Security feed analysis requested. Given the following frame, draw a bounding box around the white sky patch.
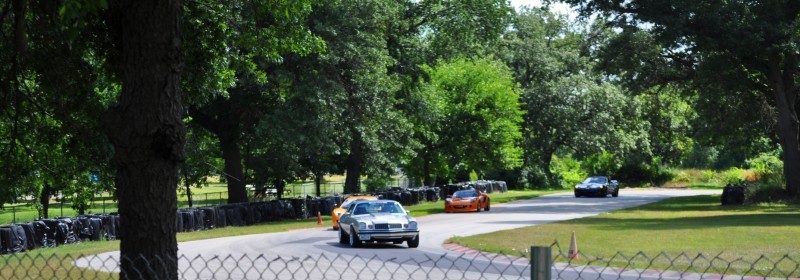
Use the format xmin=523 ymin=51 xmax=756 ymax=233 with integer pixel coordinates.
xmin=510 ymin=0 xmax=576 ymax=19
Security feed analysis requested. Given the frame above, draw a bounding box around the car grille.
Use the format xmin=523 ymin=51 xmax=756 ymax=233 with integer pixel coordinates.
xmin=374 ymin=223 xmax=402 ymax=230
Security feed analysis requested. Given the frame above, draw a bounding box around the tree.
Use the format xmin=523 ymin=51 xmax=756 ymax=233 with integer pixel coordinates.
xmin=412 ymin=58 xmax=524 ymax=185
xmin=106 ymin=0 xmax=184 ymax=278
xmin=0 ymin=0 xmax=113 ymax=215
xmin=561 ymin=0 xmax=800 ymax=196
xmin=305 ymin=0 xmax=416 ymax=194
xmin=497 ymin=8 xmax=648 ymax=187
xmin=180 ymin=120 xmax=221 ymax=207
xmin=184 ymin=0 xmax=324 ymax=203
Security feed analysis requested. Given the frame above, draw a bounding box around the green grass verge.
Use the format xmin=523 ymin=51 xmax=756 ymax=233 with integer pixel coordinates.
xmin=1 ymin=189 xmax=553 ymax=278
xmin=448 ymin=195 xmax=800 ymax=276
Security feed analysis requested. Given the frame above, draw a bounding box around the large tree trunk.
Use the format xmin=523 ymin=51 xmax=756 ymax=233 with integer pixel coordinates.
xmin=315 ymin=172 xmax=322 ymax=197
xmin=183 ymin=169 xmax=193 ymax=208
xmin=107 ymin=1 xmax=184 ymax=279
xmin=768 ymin=52 xmax=800 ymax=197
xmin=344 ymin=130 xmax=364 ymax=194
xmin=188 ymin=105 xmax=248 ymax=204
xmin=39 ymin=183 xmax=50 ymax=219
xmin=221 ymin=136 xmax=248 ymax=203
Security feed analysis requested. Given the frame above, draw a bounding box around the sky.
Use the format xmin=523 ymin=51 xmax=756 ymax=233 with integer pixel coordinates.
xmin=510 ymin=0 xmax=575 ymax=18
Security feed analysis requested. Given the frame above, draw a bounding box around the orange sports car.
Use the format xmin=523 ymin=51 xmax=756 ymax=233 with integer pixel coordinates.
xmin=331 ymin=195 xmax=378 ymax=230
xmin=444 ymin=189 xmax=490 ymax=213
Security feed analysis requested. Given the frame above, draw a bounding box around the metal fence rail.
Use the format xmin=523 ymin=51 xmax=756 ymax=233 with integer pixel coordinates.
xmin=2 ymin=242 xmax=798 ymax=279
xmin=3 ymin=251 xmax=531 ymax=280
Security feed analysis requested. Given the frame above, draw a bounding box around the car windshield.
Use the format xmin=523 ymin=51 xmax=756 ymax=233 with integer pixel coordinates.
xmin=352 ymin=201 xmax=404 ymax=215
xmin=453 ymin=190 xmax=477 ymax=198
xmin=583 ymin=177 xmax=607 ymax=184
xmin=340 ymin=197 xmax=375 ymax=209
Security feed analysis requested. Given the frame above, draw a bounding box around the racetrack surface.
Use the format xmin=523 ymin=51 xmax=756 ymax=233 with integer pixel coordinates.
xmin=75 ymin=189 xmax=719 ymax=279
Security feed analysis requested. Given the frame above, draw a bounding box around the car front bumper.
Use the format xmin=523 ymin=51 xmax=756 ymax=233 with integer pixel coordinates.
xmin=444 ymin=202 xmax=479 ymax=212
xmin=575 ymin=188 xmax=605 ymax=196
xmin=356 ymin=230 xmax=419 ymax=241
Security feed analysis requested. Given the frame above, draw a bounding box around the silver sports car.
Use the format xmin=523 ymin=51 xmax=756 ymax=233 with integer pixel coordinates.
xmin=337 ymin=200 xmax=420 ymax=248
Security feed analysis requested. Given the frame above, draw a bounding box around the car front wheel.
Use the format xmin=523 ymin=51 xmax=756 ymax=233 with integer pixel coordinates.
xmin=349 ymin=226 xmax=362 ymax=248
xmin=338 ymin=227 xmax=348 ymax=244
xmin=476 ymin=202 xmax=482 ymax=212
xmin=485 ymin=199 xmax=490 ymax=211
xmin=612 ymin=188 xmax=619 ymax=197
xmin=407 ymin=234 xmax=420 ymax=248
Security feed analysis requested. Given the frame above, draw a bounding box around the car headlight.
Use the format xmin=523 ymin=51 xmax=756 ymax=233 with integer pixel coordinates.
xmin=336 ymin=212 xmax=342 ymax=216
xmin=575 ymin=185 xmax=580 ymax=189
xmin=445 ymin=198 xmax=451 ymax=203
xmin=470 ymin=198 xmax=476 ymax=203
xmin=358 ymin=222 xmax=367 ymax=230
xmin=599 ymin=185 xmax=604 ymax=189
xmin=407 ymin=221 xmax=417 ymax=229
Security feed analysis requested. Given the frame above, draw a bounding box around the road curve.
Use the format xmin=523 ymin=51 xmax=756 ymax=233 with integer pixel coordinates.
xmin=75 ymin=189 xmax=718 ymax=278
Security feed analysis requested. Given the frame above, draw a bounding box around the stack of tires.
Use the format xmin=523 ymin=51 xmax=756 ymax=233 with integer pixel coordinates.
xmin=721 ymin=184 xmax=745 ymax=205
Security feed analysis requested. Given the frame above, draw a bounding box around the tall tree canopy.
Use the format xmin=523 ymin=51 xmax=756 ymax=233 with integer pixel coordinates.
xmin=560 ymin=0 xmax=800 ymax=195
xmin=408 ymin=58 xmax=524 ymax=185
xmin=184 ymin=0 xmax=324 ymax=203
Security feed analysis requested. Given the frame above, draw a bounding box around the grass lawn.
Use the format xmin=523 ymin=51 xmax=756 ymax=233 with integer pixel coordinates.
xmin=1 ymin=189 xmax=554 ymax=278
xmin=449 ymin=195 xmax=800 ymax=276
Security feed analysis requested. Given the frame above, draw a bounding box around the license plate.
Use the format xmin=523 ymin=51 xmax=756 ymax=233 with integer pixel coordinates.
xmin=359 ymin=234 xmax=371 ymax=240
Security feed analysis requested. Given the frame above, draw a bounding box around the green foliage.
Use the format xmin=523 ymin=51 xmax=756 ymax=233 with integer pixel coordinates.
xmin=561 ymin=0 xmax=800 ymax=195
xmin=719 ymin=168 xmax=747 ymax=185
xmin=582 ymin=151 xmax=621 ymax=177
xmin=746 ymin=151 xmax=785 ymax=187
xmin=364 ymin=177 xmax=391 ymax=193
xmin=747 ymin=152 xmax=783 ymax=177
xmin=416 ymin=57 xmax=524 ymax=183
xmin=550 ymin=154 xmax=586 ymax=188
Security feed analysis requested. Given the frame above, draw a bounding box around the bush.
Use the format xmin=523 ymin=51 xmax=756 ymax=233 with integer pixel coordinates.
xmin=582 ymin=151 xmax=621 ymax=178
xmin=746 ymin=152 xmax=784 ymax=186
xmin=614 ymin=161 xmax=672 ymax=187
xmin=744 ymin=183 xmax=793 ymax=204
xmin=364 ymin=177 xmax=391 ymax=193
xmin=551 ymin=154 xmax=586 ymax=189
xmin=719 ymin=168 xmax=748 ymax=185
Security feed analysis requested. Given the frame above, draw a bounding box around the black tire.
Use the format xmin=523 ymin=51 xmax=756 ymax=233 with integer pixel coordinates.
xmin=348 ymin=226 xmax=362 ymax=248
xmin=485 ymin=199 xmax=490 ymax=211
xmin=612 ymin=188 xmax=619 ymax=197
xmin=476 ymin=202 xmax=482 ymax=212
xmin=338 ymin=227 xmax=348 ymax=244
xmin=407 ymin=234 xmax=420 ymax=248
xmin=574 ymin=192 xmax=580 ymax=198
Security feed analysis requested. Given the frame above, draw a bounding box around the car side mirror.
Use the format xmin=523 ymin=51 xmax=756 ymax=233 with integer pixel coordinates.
xmin=406 ymin=210 xmax=410 ymax=215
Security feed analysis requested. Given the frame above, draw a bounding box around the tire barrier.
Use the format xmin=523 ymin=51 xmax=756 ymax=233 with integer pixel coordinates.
xmin=1 ymin=183 xmax=508 ymax=255
xmin=721 ymin=183 xmax=745 ymax=205
xmin=438 ymin=181 xmax=508 ymax=199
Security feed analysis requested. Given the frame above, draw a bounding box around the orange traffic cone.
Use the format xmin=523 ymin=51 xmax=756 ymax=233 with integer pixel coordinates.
xmin=568 ymin=231 xmax=579 ymax=260
xmin=317 ymin=211 xmax=323 ymax=225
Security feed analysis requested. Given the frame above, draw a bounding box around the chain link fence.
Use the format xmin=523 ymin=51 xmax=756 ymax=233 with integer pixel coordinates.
xmin=540 ymin=240 xmax=800 ymax=280
xmin=1 ymin=241 xmax=798 ymax=279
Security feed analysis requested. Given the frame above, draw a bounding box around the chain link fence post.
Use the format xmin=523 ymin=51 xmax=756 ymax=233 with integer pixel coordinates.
xmin=531 ymin=246 xmax=552 ymax=280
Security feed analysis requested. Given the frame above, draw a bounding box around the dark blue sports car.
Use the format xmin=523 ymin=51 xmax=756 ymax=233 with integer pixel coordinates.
xmin=574 ymin=176 xmax=619 ymax=197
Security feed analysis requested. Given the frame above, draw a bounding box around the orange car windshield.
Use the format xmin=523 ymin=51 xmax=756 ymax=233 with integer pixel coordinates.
xmin=453 ymin=190 xmax=477 ymax=198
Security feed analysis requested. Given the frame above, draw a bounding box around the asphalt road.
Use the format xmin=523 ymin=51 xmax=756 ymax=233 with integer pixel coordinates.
xmin=75 ymin=189 xmax=719 ymax=279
